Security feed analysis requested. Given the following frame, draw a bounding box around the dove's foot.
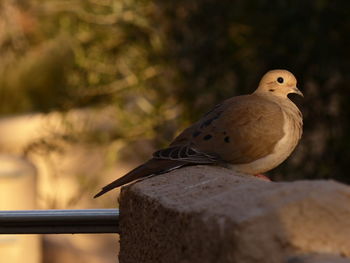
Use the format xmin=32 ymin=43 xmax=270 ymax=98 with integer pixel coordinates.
xmin=253 ymin=174 xmax=271 ymax=181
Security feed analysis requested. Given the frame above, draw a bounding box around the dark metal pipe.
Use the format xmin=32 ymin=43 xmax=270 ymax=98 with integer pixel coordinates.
xmin=0 ymin=209 xmax=119 ymax=234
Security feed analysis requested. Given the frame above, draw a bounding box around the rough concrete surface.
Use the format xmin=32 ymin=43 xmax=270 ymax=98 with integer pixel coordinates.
xmin=119 ymin=165 xmax=350 ymax=263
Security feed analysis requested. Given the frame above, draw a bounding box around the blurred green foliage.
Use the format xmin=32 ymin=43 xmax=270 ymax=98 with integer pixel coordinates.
xmin=0 ymin=0 xmax=349 ymax=183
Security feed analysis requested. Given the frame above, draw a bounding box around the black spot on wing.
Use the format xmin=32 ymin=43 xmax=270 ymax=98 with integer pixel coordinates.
xmin=199 ymin=111 xmax=223 ymax=129
xmin=224 ymin=136 xmax=230 ymax=143
xmin=203 ymin=134 xmax=212 ymax=140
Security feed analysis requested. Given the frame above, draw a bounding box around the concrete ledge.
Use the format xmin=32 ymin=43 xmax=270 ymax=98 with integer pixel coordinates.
xmin=119 ymin=165 xmax=350 ymax=263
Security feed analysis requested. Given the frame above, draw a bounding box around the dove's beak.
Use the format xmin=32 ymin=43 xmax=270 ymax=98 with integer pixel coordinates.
xmin=292 ymin=87 xmax=304 ymax=97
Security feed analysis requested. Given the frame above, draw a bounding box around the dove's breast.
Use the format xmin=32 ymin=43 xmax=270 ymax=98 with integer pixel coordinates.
xmin=229 ymin=100 xmax=302 ymax=174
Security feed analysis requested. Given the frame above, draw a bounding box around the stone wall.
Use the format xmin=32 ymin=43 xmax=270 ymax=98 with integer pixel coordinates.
xmin=119 ymin=165 xmax=350 ymax=263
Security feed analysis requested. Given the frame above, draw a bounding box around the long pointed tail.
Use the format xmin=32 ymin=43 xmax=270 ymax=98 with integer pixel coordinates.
xmin=94 ymin=159 xmax=187 ymax=198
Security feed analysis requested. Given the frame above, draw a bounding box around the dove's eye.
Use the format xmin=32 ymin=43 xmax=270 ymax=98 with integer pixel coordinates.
xmin=277 ymin=77 xmax=284 ymax=84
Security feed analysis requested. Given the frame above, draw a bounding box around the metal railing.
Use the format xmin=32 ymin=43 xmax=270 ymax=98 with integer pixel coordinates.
xmin=0 ymin=209 xmax=119 ymax=234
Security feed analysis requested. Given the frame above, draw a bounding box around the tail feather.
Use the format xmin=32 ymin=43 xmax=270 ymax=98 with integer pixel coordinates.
xmin=94 ymin=159 xmax=187 ymax=198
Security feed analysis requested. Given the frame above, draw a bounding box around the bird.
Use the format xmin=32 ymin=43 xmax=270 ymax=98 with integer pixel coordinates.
xmin=94 ymin=69 xmax=303 ymax=198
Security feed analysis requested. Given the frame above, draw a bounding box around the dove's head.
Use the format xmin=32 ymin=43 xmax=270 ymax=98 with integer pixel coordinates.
xmin=255 ymin=69 xmax=303 ymax=98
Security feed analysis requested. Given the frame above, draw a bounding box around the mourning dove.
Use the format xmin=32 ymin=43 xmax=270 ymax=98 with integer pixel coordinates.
xmin=94 ymin=69 xmax=303 ymax=198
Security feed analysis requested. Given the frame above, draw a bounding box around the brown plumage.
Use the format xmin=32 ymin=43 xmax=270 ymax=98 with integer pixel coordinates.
xmin=94 ymin=69 xmax=303 ymax=198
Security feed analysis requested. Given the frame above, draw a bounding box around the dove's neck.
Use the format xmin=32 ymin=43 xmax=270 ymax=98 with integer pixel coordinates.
xmin=253 ymin=92 xmax=298 ymax=111
xmin=253 ymin=92 xmax=303 ymax=134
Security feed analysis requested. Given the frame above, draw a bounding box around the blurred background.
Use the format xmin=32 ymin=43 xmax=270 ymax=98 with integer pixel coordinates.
xmin=0 ymin=0 xmax=349 ymax=262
